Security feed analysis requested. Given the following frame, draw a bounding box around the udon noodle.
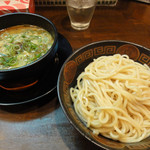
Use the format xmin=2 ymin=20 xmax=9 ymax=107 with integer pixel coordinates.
xmin=70 ymin=54 xmax=150 ymax=143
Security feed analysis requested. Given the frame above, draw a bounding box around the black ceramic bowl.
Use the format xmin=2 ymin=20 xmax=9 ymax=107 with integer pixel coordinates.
xmin=0 ymin=12 xmax=58 ymax=90
xmin=57 ymin=40 xmax=150 ymax=150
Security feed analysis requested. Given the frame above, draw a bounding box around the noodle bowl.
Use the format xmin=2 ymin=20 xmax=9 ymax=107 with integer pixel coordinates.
xmin=70 ymin=54 xmax=150 ymax=143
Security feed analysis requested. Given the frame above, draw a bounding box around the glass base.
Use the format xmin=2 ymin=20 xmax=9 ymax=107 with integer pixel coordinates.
xmin=71 ymin=23 xmax=90 ymax=30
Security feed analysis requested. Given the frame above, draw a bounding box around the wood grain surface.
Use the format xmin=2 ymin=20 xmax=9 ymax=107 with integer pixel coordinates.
xmin=0 ymin=0 xmax=150 ymax=150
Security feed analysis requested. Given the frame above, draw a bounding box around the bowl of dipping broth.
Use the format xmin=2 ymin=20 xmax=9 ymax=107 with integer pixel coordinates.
xmin=0 ymin=12 xmax=58 ymax=91
xmin=57 ymin=40 xmax=150 ymax=150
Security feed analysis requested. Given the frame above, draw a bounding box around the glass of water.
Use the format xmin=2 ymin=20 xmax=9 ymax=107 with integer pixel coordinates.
xmin=66 ymin=0 xmax=97 ymax=30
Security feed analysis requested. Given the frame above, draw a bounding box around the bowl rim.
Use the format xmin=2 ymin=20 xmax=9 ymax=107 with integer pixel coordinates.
xmin=0 ymin=12 xmax=58 ymax=72
xmin=60 ymin=40 xmax=150 ymax=66
xmin=57 ymin=40 xmax=150 ymax=150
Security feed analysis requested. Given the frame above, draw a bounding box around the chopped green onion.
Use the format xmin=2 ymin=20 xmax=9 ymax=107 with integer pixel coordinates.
xmin=0 ymin=25 xmax=54 ymax=69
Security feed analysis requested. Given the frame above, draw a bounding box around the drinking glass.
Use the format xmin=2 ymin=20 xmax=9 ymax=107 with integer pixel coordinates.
xmin=66 ymin=0 xmax=97 ymax=30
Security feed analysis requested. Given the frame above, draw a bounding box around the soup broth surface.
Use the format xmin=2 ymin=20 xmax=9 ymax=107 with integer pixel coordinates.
xmin=0 ymin=25 xmax=54 ymax=69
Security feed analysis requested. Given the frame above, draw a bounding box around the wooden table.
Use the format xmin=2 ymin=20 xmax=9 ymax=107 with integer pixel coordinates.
xmin=0 ymin=0 xmax=150 ymax=150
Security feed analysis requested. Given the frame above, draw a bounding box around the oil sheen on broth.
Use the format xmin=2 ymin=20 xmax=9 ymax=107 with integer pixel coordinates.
xmin=0 ymin=25 xmax=54 ymax=69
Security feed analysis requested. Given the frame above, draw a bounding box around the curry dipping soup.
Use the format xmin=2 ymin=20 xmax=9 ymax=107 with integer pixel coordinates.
xmin=0 ymin=25 xmax=54 ymax=70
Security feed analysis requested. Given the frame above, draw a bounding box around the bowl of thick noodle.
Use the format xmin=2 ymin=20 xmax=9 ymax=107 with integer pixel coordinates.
xmin=57 ymin=40 xmax=150 ymax=150
xmin=0 ymin=12 xmax=58 ymax=91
